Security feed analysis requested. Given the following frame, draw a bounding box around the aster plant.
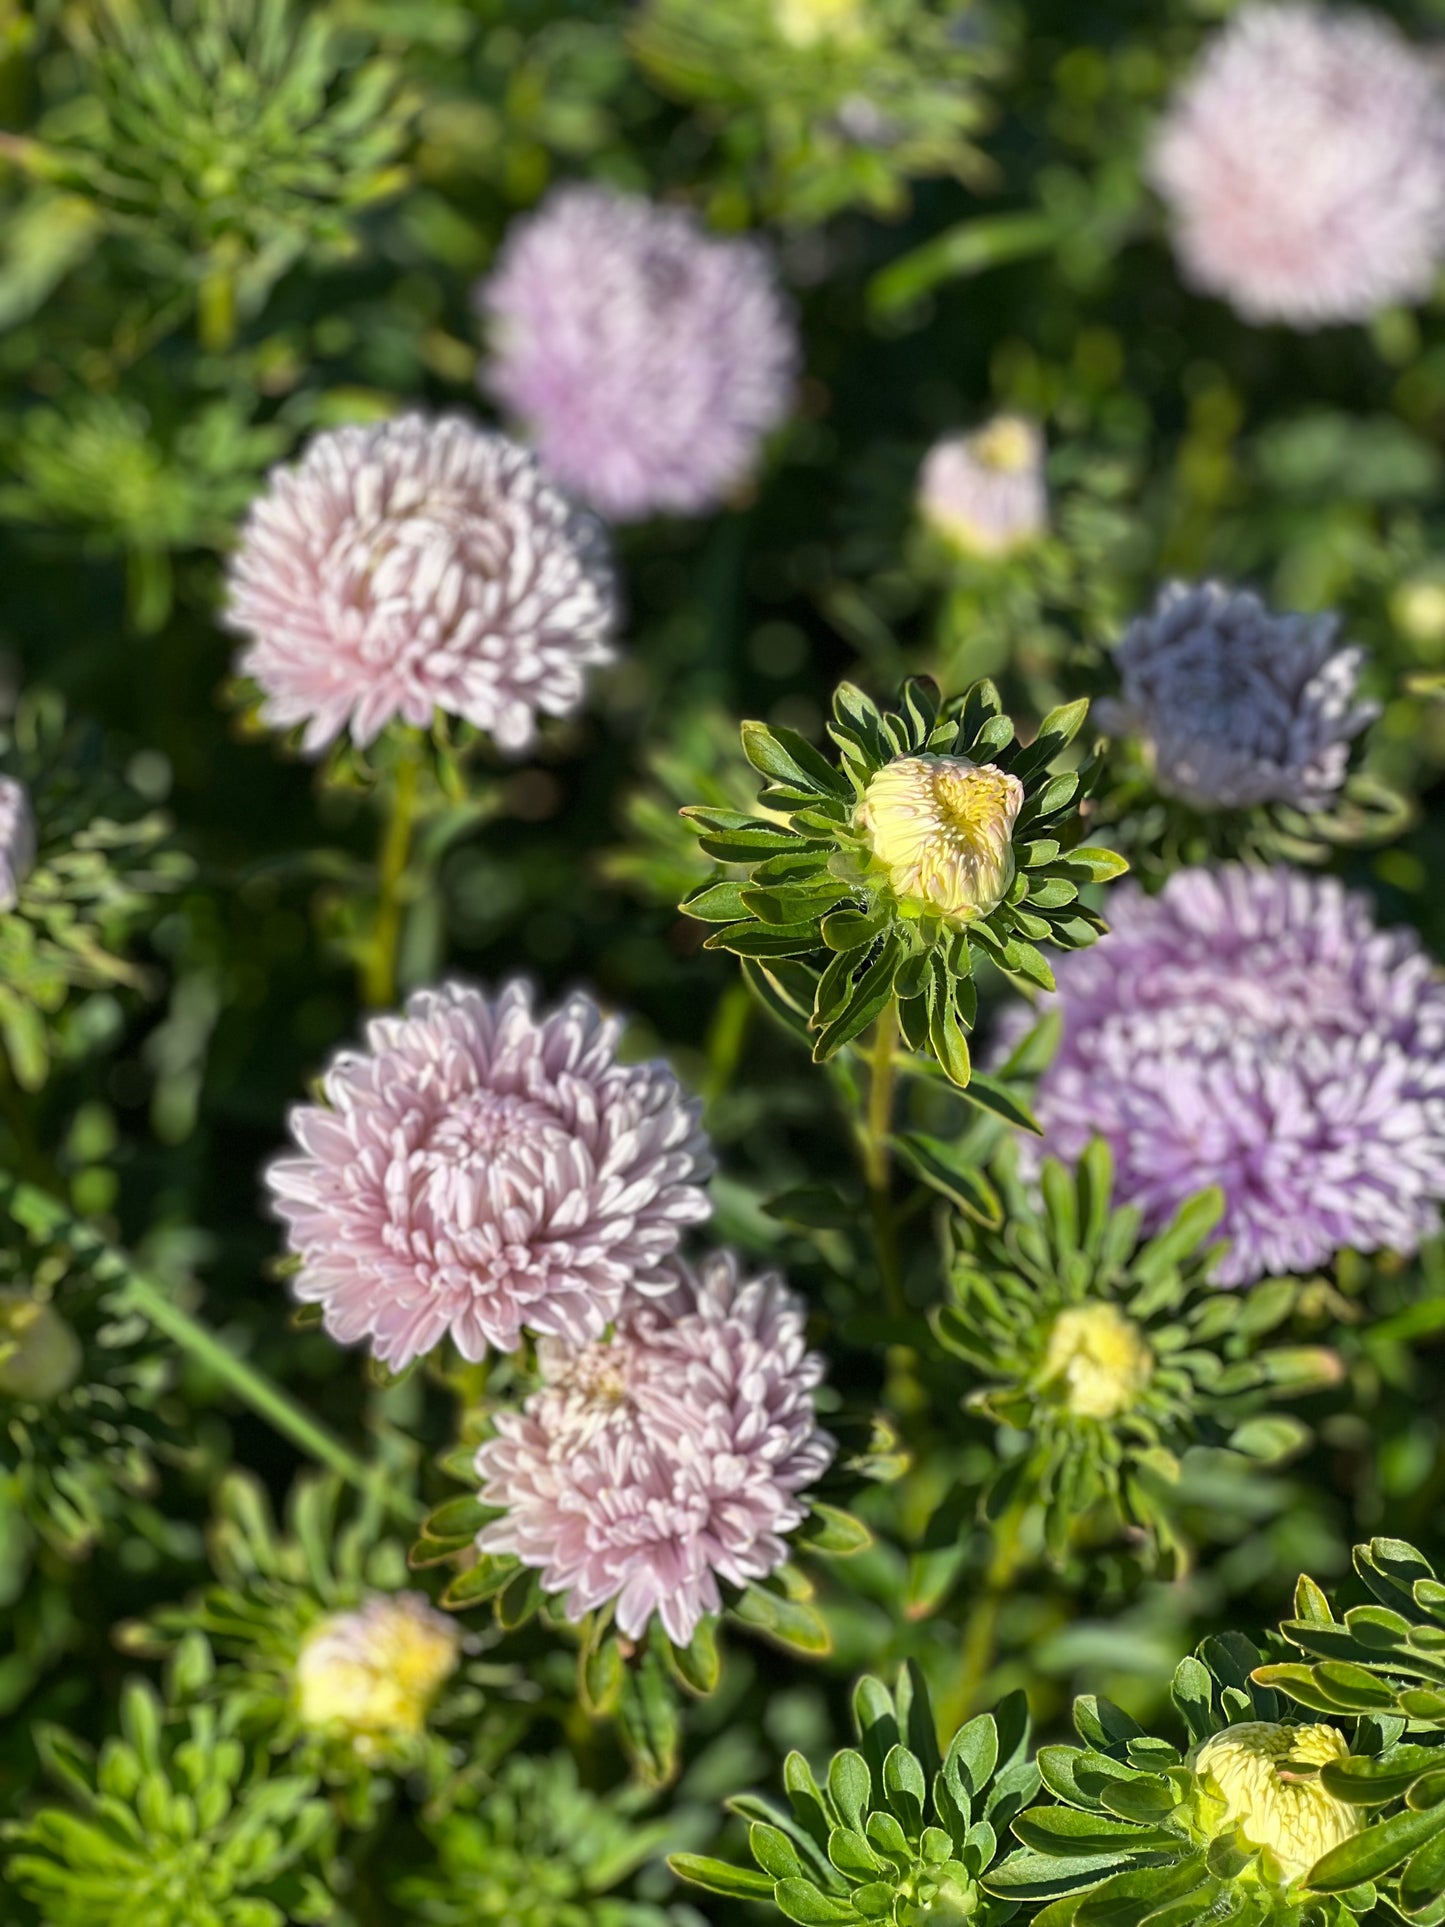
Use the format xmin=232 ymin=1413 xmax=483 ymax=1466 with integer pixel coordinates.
xmin=1149 ymin=2 xmax=1445 ymax=329
xmin=674 ymin=1661 xmax=1037 ymax=1923
xmin=2 ymin=1637 xmax=335 ymax=1927
xmin=1095 ymin=583 xmax=1404 ymax=869
xmin=932 ymin=1141 xmax=1344 ymax=1571
xmin=630 ymin=0 xmax=1005 ymax=223
xmin=1008 ymin=865 xmax=1445 ymax=1288
xmin=477 ymin=184 xmax=797 ymax=522
xmin=682 ymin=676 xmax=1124 ymax=1092
xmin=989 ymin=1630 xmax=1437 ymax=1927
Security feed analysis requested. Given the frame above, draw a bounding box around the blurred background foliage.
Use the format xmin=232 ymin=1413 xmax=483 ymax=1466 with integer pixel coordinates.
xmin=4 ymin=0 xmax=1445 ymax=1921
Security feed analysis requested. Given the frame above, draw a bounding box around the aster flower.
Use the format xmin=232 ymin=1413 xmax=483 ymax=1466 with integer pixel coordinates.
xmin=932 ymin=1141 xmax=1341 ymax=1570
xmin=682 ymin=676 xmax=1124 ymax=1090
xmin=675 ymin=1664 xmax=1035 ymax=1925
xmin=477 ymin=184 xmax=797 ymax=522
xmin=0 ymin=776 xmax=36 ymax=914
xmin=992 ymin=1637 xmax=1393 ymax=1926
xmin=1011 ymin=866 xmax=1445 ymax=1287
xmin=1149 ymin=3 xmax=1445 ymax=327
xmin=1097 ymin=582 xmax=1378 ymax=815
xmin=225 ymin=414 xmax=618 ymax=754
xmin=294 ymin=1593 xmax=459 ymax=1753
xmin=917 ymin=416 xmax=1048 ymax=561
xmin=472 ymin=1250 xmax=835 ymax=1650
xmin=266 ymin=981 xmax=712 ymax=1370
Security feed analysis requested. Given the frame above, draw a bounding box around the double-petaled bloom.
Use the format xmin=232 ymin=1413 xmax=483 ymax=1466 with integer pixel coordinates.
xmin=474 ymin=1252 xmax=835 ymax=1647
xmin=858 ymin=754 xmax=1024 ymax=925
xmin=265 ymin=981 xmax=713 ymax=1369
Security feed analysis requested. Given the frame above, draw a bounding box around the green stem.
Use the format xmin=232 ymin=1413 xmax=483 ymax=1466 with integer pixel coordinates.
xmin=0 ymin=1178 xmax=419 ymax=1524
xmin=363 ymin=742 xmax=421 ymax=1010
xmin=950 ymin=1502 xmax=1027 ymax=1726
xmin=197 ymin=266 xmax=236 ymax=354
xmin=861 ymin=998 xmax=904 ymax=1316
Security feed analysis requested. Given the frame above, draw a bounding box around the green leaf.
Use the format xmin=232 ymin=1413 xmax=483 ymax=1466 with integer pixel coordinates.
xmin=741 ymin=720 xmax=851 ymax=798
xmin=440 ymin=1554 xmax=518 ymax=1609
xmin=1013 ymin=1808 xmax=1175 ymax=1857
xmin=959 ymin=1072 xmax=1044 ymax=1136
xmin=812 ymin=944 xmax=900 ymax=1060
xmin=670 ymin=1854 xmax=776 ymax=1900
xmin=1308 ymin=1802 xmax=1445 ymax=1889
xmin=705 ymin=919 xmax=821 ymax=958
xmin=896 ymin=1133 xmax=1003 ymax=1227
xmin=680 ymin=879 xmax=754 ymax=922
xmin=799 ymin=1503 xmax=873 ymax=1556
xmin=773 ymin=1879 xmax=858 ymax=1924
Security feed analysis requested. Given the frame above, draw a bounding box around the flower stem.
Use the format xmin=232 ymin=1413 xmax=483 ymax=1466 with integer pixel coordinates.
xmin=949 ymin=1502 xmax=1027 ymax=1726
xmin=362 ymin=740 xmax=422 ymax=1010
xmin=0 ymin=1178 xmax=419 ymax=1524
xmin=861 ymin=998 xmax=904 ymax=1315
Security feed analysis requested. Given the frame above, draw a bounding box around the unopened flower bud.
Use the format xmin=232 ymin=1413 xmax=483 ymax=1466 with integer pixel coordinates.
xmin=918 ymin=417 xmax=1047 ymax=560
xmin=295 ymin=1592 xmax=460 ymax=1751
xmin=0 ymin=777 xmax=36 ymax=915
xmin=1041 ymin=1303 xmax=1153 ymax=1420
xmin=1194 ymin=1721 xmax=1360 ymax=1883
xmin=0 ymin=1291 xmax=83 ymax=1402
xmin=774 ymin=0 xmax=866 ymax=48
xmin=858 ymin=754 xmax=1023 ymax=924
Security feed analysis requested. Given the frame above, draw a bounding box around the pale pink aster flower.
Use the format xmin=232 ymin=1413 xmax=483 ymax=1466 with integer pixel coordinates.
xmin=477 ymin=184 xmax=797 ymax=521
xmin=225 ymin=414 xmax=617 ymax=754
xmin=265 ymin=981 xmax=713 ymax=1369
xmin=475 ymin=1251 xmax=835 ymax=1647
xmin=0 ymin=776 xmax=36 ymax=913
xmin=917 ymin=416 xmax=1047 ymax=559
xmin=1150 ymin=4 xmax=1445 ymax=327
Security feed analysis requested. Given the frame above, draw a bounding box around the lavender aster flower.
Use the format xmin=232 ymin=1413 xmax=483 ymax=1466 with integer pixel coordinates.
xmin=1097 ymin=582 xmax=1378 ymax=812
xmin=1011 ymin=866 xmax=1445 ymax=1285
xmin=477 ymin=184 xmax=797 ymax=521
xmin=226 ymin=414 xmax=617 ymax=754
xmin=0 ymin=775 xmax=36 ymax=913
xmin=1149 ymin=3 xmax=1445 ymax=327
xmin=917 ymin=416 xmax=1047 ymax=559
xmin=474 ymin=1251 xmax=835 ymax=1647
xmin=265 ymin=982 xmax=713 ymax=1369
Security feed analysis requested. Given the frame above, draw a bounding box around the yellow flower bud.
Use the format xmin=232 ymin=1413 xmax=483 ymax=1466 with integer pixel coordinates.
xmin=918 ymin=416 xmax=1048 ymax=560
xmin=295 ymin=1592 xmax=460 ymax=1752
xmin=1194 ymin=1722 xmax=1361 ymax=1884
xmin=0 ymin=1290 xmax=83 ymax=1403
xmin=858 ymin=754 xmax=1023 ymax=925
xmin=1040 ymin=1303 xmax=1153 ymax=1419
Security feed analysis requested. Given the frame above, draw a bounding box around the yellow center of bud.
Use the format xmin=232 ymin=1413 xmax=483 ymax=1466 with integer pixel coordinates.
xmin=773 ymin=0 xmax=867 ymax=47
xmin=1194 ymin=1722 xmax=1360 ymax=1885
xmin=858 ymin=755 xmax=1023 ymax=925
xmin=1041 ymin=1303 xmax=1153 ymax=1419
xmin=971 ymin=416 xmax=1040 ymax=474
xmin=295 ymin=1592 xmax=460 ymax=1752
xmin=0 ymin=1291 xmax=83 ymax=1403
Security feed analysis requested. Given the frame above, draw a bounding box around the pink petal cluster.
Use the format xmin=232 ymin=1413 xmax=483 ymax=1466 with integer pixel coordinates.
xmin=474 ymin=1251 xmax=835 ymax=1646
xmin=226 ymin=414 xmax=617 ymax=754
xmin=477 ymin=184 xmax=797 ymax=521
xmin=1006 ymin=866 xmax=1445 ymax=1286
xmin=266 ymin=982 xmax=713 ymax=1369
xmin=1149 ymin=4 xmax=1445 ymax=327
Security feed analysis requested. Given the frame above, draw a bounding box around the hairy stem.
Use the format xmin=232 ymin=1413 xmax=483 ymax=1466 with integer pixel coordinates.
xmin=363 ymin=742 xmax=422 ymax=1010
xmin=861 ymin=998 xmax=904 ymax=1315
xmin=0 ymin=1178 xmax=419 ymax=1524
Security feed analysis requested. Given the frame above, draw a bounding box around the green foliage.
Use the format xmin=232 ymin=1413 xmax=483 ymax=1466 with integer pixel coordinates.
xmin=394 ymin=1751 xmax=686 ymax=1926
xmin=675 ymin=1661 xmax=1036 ymax=1923
xmin=682 ymin=675 xmax=1123 ymax=1090
xmin=3 ymin=1639 xmax=335 ymax=1926
xmin=932 ymin=1140 xmax=1344 ymax=1569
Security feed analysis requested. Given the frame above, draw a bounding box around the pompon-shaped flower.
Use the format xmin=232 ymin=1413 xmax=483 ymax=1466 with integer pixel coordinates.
xmin=295 ymin=1593 xmax=459 ymax=1752
xmin=473 ymin=1250 xmax=834 ymax=1649
xmin=0 ymin=776 xmax=36 ymax=914
xmin=992 ymin=1634 xmax=1390 ymax=1925
xmin=225 ymin=413 xmax=618 ymax=754
xmin=1098 ymin=582 xmax=1378 ymax=814
xmin=675 ymin=1664 xmax=1033 ymax=1924
xmin=1007 ymin=866 xmax=1445 ymax=1287
xmin=932 ymin=1141 xmax=1342 ymax=1571
xmin=1149 ymin=3 xmax=1445 ymax=327
xmin=917 ymin=416 xmax=1048 ymax=560
xmin=265 ymin=981 xmax=713 ymax=1370
xmin=681 ymin=676 xmax=1126 ymax=1091
xmin=477 ymin=184 xmax=797 ymax=522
